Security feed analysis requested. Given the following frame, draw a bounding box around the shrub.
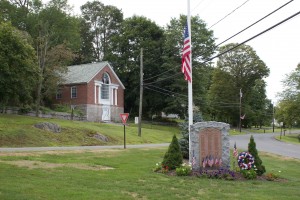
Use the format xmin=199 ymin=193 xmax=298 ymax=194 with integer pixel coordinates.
xmin=153 ymin=162 xmax=162 ymax=172
xmin=265 ymin=173 xmax=279 ymax=181
xmin=179 ymin=112 xmax=203 ymax=159
xmin=241 ymin=168 xmax=257 ymax=180
xmin=198 ymin=168 xmax=235 ymax=180
xmin=248 ymin=135 xmax=266 ymax=176
xmin=176 ymin=163 xmax=192 ymax=176
xmin=18 ymin=105 xmax=32 ymax=114
xmin=162 ymin=135 xmax=183 ymax=170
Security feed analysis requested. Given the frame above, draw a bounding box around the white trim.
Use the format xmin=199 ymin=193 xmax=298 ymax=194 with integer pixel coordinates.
xmin=71 ymin=86 xmax=77 ymax=98
xmin=114 ymin=89 xmax=118 ymax=105
xmin=94 ymin=85 xmax=97 ymax=104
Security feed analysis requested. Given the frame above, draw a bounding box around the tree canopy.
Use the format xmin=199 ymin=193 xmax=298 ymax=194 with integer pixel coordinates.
xmin=208 ymin=44 xmax=270 ymax=127
xmin=0 ymin=22 xmax=39 ymax=111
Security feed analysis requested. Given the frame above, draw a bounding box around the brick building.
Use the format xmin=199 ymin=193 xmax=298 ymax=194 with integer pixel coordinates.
xmin=54 ymin=62 xmax=125 ymax=122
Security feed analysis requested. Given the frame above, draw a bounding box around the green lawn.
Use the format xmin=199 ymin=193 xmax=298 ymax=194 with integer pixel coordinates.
xmin=275 ymin=134 xmax=300 ymax=145
xmin=0 ymin=148 xmax=299 ymax=199
xmin=0 ymin=114 xmax=179 ymax=147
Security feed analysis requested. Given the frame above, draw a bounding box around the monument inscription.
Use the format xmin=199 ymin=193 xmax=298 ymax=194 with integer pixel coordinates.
xmin=190 ymin=121 xmax=230 ymax=170
xmin=199 ymin=128 xmax=222 ymax=165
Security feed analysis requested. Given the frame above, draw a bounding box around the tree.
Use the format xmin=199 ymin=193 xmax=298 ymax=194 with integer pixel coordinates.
xmin=2 ymin=0 xmax=80 ymax=113
xmin=162 ymin=135 xmax=183 ymax=170
xmin=276 ymin=64 xmax=300 ymax=128
xmin=208 ymin=43 xmax=270 ymax=126
xmin=0 ymin=22 xmax=39 ymax=111
xmin=161 ymin=15 xmax=216 ymax=117
xmin=179 ymin=111 xmax=203 ymax=159
xmin=80 ymin=1 xmax=123 ymax=62
xmin=111 ymin=16 xmax=165 ymax=116
xmin=248 ymin=135 xmax=266 ymax=176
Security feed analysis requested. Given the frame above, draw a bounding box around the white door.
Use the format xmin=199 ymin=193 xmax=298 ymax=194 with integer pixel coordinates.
xmin=102 ymin=106 xmax=111 ymax=121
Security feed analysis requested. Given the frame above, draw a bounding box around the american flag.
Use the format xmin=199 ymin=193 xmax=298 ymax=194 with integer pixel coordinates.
xmin=208 ymin=156 xmax=214 ymax=167
xmin=181 ymin=23 xmax=191 ymax=82
xmin=233 ymin=142 xmax=238 ymax=158
xmin=215 ymin=157 xmax=219 ymax=166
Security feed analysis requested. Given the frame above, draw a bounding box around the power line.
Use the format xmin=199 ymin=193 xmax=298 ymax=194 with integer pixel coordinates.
xmin=144 ymin=10 xmax=300 ymax=86
xmin=191 ymin=0 xmax=207 ymax=13
xmin=143 ymin=64 xmax=180 ymax=81
xmin=208 ymin=0 xmax=250 ymax=29
xmin=143 ymin=70 xmax=182 ymax=86
xmin=216 ymin=0 xmax=295 ymax=47
xmin=146 ymin=85 xmax=187 ymax=97
xmin=203 ymin=10 xmax=300 ymax=64
xmin=145 ymin=0 xmax=292 ymax=83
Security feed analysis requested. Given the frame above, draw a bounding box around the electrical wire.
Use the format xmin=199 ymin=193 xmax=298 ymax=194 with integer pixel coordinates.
xmin=208 ymin=0 xmax=250 ymax=29
xmin=216 ymin=0 xmax=294 ymax=47
xmin=143 ymin=64 xmax=180 ymax=81
xmin=146 ymin=85 xmax=188 ymax=97
xmin=143 ymin=70 xmax=182 ymax=86
xmin=144 ymin=0 xmax=293 ymax=83
xmin=203 ymin=10 xmax=300 ymax=64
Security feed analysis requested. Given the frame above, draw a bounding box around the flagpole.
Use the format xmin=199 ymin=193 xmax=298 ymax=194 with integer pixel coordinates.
xmin=187 ymin=0 xmax=193 ymax=164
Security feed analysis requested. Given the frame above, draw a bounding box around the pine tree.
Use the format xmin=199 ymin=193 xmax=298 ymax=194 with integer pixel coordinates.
xmin=162 ymin=135 xmax=183 ymax=170
xmin=248 ymin=135 xmax=266 ymax=176
xmin=179 ymin=112 xmax=203 ymax=159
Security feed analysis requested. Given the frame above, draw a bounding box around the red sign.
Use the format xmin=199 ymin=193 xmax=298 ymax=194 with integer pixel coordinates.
xmin=120 ymin=113 xmax=129 ymax=125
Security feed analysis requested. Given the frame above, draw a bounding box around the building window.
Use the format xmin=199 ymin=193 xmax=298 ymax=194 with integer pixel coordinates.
xmin=101 ymin=73 xmax=110 ymax=100
xmin=71 ymin=86 xmax=77 ymax=98
xmin=56 ymin=88 xmax=62 ymax=99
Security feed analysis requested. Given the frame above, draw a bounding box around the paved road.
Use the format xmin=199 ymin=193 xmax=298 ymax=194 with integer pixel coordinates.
xmin=230 ymin=133 xmax=300 ymax=159
xmin=1 ymin=133 xmax=299 ymax=159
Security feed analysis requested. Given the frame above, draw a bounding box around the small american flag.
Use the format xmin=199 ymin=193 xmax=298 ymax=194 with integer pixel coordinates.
xmin=215 ymin=157 xmax=219 ymax=166
xmin=181 ymin=23 xmax=191 ymax=82
xmin=208 ymin=156 xmax=214 ymax=167
xmin=233 ymin=142 xmax=238 ymax=158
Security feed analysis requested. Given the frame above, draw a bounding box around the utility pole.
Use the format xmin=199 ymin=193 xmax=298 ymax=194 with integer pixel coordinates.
xmin=138 ymin=48 xmax=143 ymax=137
xmin=239 ymin=88 xmax=242 ymax=132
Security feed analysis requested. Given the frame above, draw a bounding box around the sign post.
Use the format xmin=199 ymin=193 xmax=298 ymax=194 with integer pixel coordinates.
xmin=120 ymin=113 xmax=129 ymax=149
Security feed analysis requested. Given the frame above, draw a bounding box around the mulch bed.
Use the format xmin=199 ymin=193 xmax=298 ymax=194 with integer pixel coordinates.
xmin=161 ymin=169 xmax=288 ymax=182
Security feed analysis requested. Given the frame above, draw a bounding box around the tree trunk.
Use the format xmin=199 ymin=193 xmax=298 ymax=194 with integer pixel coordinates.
xmin=35 ymin=24 xmax=48 ymax=117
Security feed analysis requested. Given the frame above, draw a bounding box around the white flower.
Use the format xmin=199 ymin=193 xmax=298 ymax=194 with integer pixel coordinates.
xmin=278 ymin=170 xmax=281 ymax=173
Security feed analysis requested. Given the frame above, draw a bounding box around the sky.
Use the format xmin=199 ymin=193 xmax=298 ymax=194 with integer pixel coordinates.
xmin=50 ymin=0 xmax=300 ymax=103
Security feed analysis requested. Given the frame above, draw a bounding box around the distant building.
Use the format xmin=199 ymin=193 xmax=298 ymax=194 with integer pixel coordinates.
xmin=54 ymin=62 xmax=125 ymax=122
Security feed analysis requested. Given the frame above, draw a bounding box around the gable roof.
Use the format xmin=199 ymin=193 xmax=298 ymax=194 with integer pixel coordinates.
xmin=64 ymin=62 xmax=125 ymax=89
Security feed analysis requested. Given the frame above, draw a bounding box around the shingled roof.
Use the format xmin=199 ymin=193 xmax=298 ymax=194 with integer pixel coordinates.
xmin=64 ymin=62 xmax=125 ymax=89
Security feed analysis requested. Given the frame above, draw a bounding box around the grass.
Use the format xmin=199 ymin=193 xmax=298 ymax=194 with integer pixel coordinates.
xmin=0 ymin=148 xmax=299 ymax=199
xmin=0 ymin=114 xmax=179 ymax=147
xmin=275 ymin=134 xmax=300 ymax=145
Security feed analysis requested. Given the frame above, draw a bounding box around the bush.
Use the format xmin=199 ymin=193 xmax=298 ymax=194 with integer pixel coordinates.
xmin=248 ymin=135 xmax=266 ymax=176
xmin=153 ymin=162 xmax=162 ymax=172
xmin=241 ymin=168 xmax=257 ymax=180
xmin=265 ymin=173 xmax=279 ymax=181
xmin=18 ymin=105 xmax=32 ymax=114
xmin=162 ymin=135 xmax=183 ymax=170
xmin=179 ymin=112 xmax=203 ymax=159
xmin=176 ymin=163 xmax=192 ymax=176
xmin=198 ymin=168 xmax=235 ymax=180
